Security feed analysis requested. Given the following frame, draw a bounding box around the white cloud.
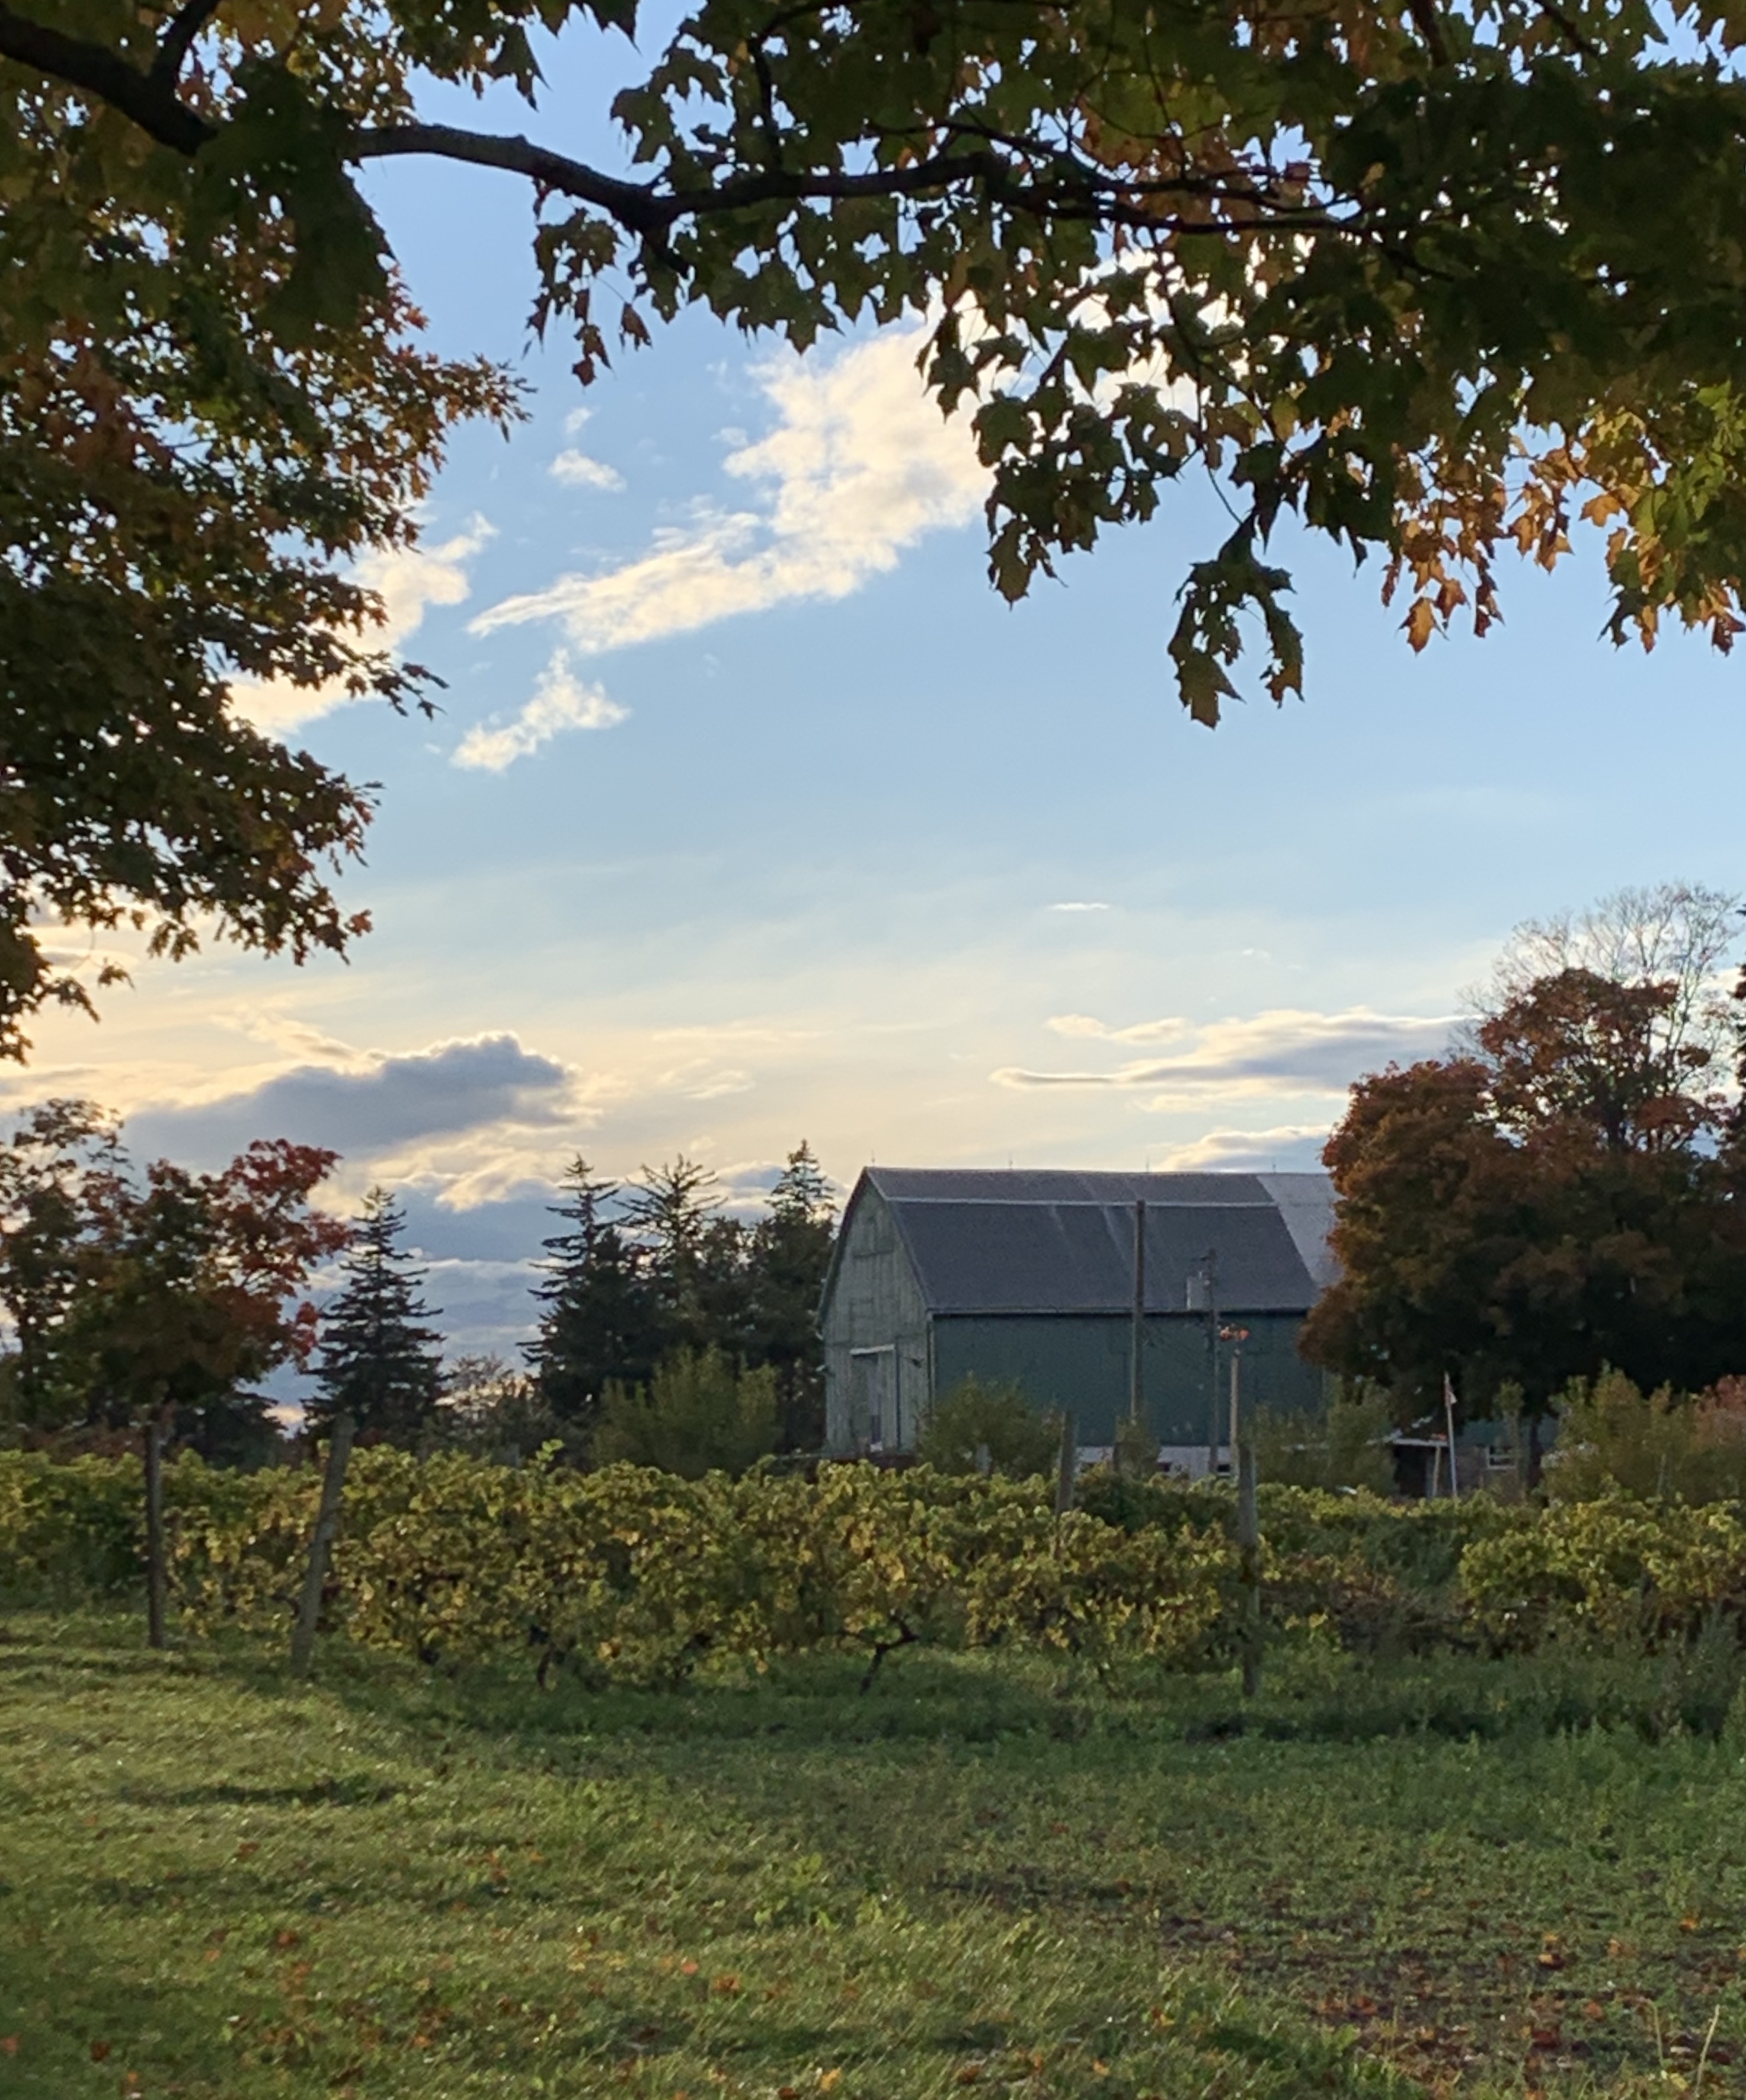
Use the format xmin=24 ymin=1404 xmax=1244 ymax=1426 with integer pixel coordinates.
xmin=472 ymin=321 xmax=987 ymax=656
xmin=550 ymin=449 xmax=625 ymax=493
xmin=452 ymin=650 xmax=628 ymax=773
xmin=1157 ymin=1124 xmax=1332 ymax=1172
xmin=231 ymin=520 xmax=494 ymax=736
xmin=994 ymin=1006 xmax=1454 ymax=1102
xmin=1047 ymin=1012 xmax=1193 ymax=1044
xmin=1047 ymin=900 xmax=1111 ymax=913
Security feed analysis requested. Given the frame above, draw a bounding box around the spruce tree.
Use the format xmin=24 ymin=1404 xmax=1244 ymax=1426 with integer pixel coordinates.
xmin=529 ymin=1159 xmax=662 ymax=1440
xmin=309 ymin=1188 xmax=443 ymax=1447
xmin=745 ymin=1143 xmax=838 ymax=1451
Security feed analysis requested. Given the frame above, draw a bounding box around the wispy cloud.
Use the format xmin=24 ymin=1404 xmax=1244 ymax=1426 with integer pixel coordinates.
xmin=994 ymin=1006 xmax=1453 ymax=1104
xmin=452 ymin=650 xmax=628 ymax=773
xmin=1047 ymin=901 xmax=1111 ymax=914
xmin=231 ymin=520 xmax=494 ymax=736
xmin=472 ymin=321 xmax=987 ymax=657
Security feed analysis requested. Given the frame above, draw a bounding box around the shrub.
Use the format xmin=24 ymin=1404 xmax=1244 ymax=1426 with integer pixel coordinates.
xmin=1459 ymin=1497 xmax=1746 ymax=1651
xmin=1251 ymin=1391 xmax=1395 ymax=1494
xmin=1547 ymin=1368 xmax=1746 ymax=1504
xmin=593 ymin=1348 xmax=779 ymax=1479
xmin=914 ymin=1375 xmax=1060 ymax=1479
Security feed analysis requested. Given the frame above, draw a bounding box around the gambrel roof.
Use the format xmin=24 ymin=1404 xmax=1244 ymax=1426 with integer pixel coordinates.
xmin=837 ymin=1168 xmax=1336 ymax=1317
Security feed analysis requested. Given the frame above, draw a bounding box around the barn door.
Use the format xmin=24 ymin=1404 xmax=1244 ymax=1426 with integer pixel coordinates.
xmin=849 ymin=1347 xmax=895 ymax=1453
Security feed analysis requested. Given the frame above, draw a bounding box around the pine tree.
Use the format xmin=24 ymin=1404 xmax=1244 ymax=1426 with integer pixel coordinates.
xmin=309 ymin=1188 xmax=443 ymax=1446
xmin=529 ymin=1158 xmax=663 ymax=1440
xmin=745 ymin=1143 xmax=838 ymax=1451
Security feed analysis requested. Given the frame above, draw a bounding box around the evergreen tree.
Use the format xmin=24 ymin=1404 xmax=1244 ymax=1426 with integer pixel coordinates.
xmin=745 ymin=1143 xmax=837 ymax=1451
xmin=528 ymin=1159 xmax=663 ymax=1441
xmin=309 ymin=1189 xmax=443 ymax=1446
xmin=621 ymin=1156 xmax=753 ymax=1358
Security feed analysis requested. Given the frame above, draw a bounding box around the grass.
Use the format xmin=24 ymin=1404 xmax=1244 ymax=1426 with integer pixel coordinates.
xmin=4 ymin=1618 xmax=1746 ymax=2097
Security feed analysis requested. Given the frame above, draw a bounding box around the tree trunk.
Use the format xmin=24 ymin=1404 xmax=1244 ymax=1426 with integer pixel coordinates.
xmin=1236 ymin=1433 xmax=1262 ymax=1698
xmin=290 ymin=1411 xmax=356 ymax=1679
xmin=144 ymin=1401 xmax=169 ymax=1651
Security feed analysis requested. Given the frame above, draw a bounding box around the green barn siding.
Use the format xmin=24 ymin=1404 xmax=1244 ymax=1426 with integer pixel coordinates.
xmin=930 ymin=1312 xmax=1325 ymax=1446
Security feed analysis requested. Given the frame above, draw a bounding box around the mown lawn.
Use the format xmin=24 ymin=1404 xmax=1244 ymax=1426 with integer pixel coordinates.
xmin=3 ymin=1616 xmax=1745 ymax=2098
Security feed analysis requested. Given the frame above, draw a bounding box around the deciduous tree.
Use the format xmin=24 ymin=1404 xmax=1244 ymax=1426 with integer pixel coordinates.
xmin=1304 ymin=956 xmax=1746 ymax=1449
xmin=12 ymin=1 xmax=1746 ymax=1056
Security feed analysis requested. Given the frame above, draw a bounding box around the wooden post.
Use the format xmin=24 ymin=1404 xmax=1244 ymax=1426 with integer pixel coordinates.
xmin=1054 ymin=1411 xmax=1076 ymax=1516
xmin=1236 ymin=1430 xmax=1261 ymax=1698
xmin=144 ymin=1403 xmax=168 ymax=1652
xmin=1229 ymin=1343 xmax=1241 ymax=1463
xmin=290 ymin=1410 xmax=356 ymax=1680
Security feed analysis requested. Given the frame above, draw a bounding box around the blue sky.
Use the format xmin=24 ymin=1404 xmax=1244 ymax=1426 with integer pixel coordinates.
xmin=16 ymin=25 xmax=1746 ymax=1358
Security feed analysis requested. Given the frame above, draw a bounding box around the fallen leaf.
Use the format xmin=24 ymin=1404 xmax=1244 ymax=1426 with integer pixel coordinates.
xmin=1582 ymin=2000 xmax=1607 ymax=2022
xmin=1681 ymin=1914 xmax=1702 ymax=1933
xmin=680 ymin=1960 xmax=699 ymax=1977
xmin=779 ymin=2089 xmax=798 ymax=2098
xmin=819 ymin=2072 xmax=842 ymax=2093
xmin=273 ymin=1930 xmax=300 ymax=1951
xmin=90 ymin=2041 xmax=113 ymax=2063
xmin=236 ymin=1842 xmax=260 ymax=1861
xmin=711 ymin=1974 xmax=740 ymax=1997
xmin=0 ymin=2037 xmax=16 ymax=2057
xmin=955 ymin=2066 xmax=982 ymax=2087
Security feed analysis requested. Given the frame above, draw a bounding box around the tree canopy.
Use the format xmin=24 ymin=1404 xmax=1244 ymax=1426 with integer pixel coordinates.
xmin=0 ymin=1098 xmax=346 ymax=1457
xmin=12 ymin=1 xmax=1746 ymax=1035
xmin=1302 ymin=895 xmax=1746 ymax=1423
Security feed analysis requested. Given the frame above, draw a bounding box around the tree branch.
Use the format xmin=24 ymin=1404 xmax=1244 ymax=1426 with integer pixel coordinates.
xmin=0 ymin=5 xmax=213 ymax=152
xmin=0 ymin=13 xmax=1341 ymax=248
xmin=151 ymin=0 xmax=225 ymax=85
xmin=352 ymin=122 xmax=1336 ymax=239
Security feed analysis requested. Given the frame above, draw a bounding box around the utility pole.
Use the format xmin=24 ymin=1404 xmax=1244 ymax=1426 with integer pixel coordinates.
xmin=1195 ymin=1250 xmax=1220 ymax=1476
xmin=1127 ymin=1197 xmax=1147 ymax=1459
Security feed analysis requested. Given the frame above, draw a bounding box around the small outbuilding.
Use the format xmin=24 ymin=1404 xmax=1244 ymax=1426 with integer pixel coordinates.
xmin=820 ymin=1167 xmax=1338 ymax=1469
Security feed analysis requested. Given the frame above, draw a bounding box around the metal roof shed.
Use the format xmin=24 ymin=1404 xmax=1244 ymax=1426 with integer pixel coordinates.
xmin=820 ymin=1167 xmax=1337 ymax=1465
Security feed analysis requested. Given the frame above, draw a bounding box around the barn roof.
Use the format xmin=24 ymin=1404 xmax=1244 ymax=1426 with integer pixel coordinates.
xmin=848 ymin=1167 xmax=1336 ymax=1317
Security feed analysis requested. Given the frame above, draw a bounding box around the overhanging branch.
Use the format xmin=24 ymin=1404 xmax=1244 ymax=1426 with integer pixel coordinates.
xmin=0 ymin=10 xmax=1341 ymax=246
xmin=0 ymin=4 xmax=213 ymax=152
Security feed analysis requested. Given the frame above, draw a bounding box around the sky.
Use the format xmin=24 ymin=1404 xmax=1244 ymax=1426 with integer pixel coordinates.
xmin=15 ymin=23 xmax=1746 ymax=1361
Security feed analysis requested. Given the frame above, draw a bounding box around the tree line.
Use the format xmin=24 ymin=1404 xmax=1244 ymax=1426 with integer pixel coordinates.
xmin=0 ymin=1120 xmax=839 ymax=1473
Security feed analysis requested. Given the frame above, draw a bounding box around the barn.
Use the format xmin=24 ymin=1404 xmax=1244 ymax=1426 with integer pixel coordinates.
xmin=820 ymin=1168 xmax=1338 ymax=1469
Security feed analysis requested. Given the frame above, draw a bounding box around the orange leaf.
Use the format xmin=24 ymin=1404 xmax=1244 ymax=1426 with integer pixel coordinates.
xmin=90 ymin=2042 xmax=113 ymax=2063
xmin=236 ymin=1842 xmax=260 ymax=1861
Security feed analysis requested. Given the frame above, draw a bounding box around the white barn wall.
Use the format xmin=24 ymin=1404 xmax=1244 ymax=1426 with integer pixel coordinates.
xmin=821 ymin=1181 xmax=931 ymax=1453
